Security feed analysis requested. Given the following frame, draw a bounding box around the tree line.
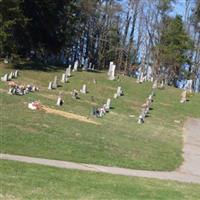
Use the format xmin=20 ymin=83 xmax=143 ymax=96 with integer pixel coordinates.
xmin=0 ymin=0 xmax=200 ymax=85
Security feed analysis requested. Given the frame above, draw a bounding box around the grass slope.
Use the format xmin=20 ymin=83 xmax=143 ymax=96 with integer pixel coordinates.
xmin=1 ymin=63 xmax=200 ymax=170
xmin=1 ymin=160 xmax=200 ymax=200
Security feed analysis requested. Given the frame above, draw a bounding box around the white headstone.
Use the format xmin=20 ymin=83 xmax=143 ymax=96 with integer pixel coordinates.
xmin=48 ymin=82 xmax=53 ymax=90
xmin=139 ymin=72 xmax=144 ymax=83
xmin=8 ymin=72 xmax=13 ymax=81
xmin=14 ymin=70 xmax=19 ymax=78
xmin=52 ymin=76 xmax=58 ymax=89
xmin=80 ymin=84 xmax=87 ymax=94
xmin=73 ymin=60 xmax=78 ymax=71
xmin=4 ymin=59 xmax=8 ymax=64
xmin=66 ymin=65 xmax=71 ymax=77
xmin=88 ymin=62 xmax=92 ymax=70
xmin=1 ymin=74 xmax=8 ymax=82
xmin=105 ymin=98 xmax=111 ymax=110
xmin=185 ymin=80 xmax=193 ymax=93
xmin=116 ymin=86 xmax=122 ymax=97
xmin=114 ymin=93 xmax=118 ymax=99
xmin=108 ymin=62 xmax=114 ymax=76
xmin=56 ymin=97 xmax=63 ymax=106
xmin=61 ymin=73 xmax=67 ymax=83
xmin=152 ymin=80 xmax=158 ymax=89
xmin=108 ymin=64 xmax=116 ymax=80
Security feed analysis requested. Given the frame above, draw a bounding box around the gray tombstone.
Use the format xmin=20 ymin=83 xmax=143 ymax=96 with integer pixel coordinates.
xmin=73 ymin=60 xmax=78 ymax=71
xmin=52 ymin=76 xmax=58 ymax=89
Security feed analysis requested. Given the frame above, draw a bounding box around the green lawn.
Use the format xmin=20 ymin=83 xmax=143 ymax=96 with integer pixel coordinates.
xmin=1 ymin=160 xmax=200 ymax=200
xmin=1 ymin=62 xmax=200 ymax=171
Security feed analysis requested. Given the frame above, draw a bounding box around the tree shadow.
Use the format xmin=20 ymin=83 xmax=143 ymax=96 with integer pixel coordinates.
xmin=13 ymin=61 xmax=67 ymax=72
xmin=83 ymin=69 xmax=102 ymax=73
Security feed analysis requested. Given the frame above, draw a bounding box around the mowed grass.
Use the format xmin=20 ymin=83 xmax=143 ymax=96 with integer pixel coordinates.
xmin=1 ymin=62 xmax=200 ymax=171
xmin=1 ymin=160 xmax=200 ymax=200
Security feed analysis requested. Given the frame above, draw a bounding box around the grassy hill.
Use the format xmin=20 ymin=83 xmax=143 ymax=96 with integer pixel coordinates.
xmin=1 ymin=62 xmax=200 ymax=171
xmin=1 ymin=160 xmax=200 ymax=200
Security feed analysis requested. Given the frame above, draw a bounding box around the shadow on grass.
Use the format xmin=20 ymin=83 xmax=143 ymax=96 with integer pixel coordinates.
xmin=13 ymin=61 xmax=67 ymax=72
xmin=80 ymin=69 xmax=102 ymax=73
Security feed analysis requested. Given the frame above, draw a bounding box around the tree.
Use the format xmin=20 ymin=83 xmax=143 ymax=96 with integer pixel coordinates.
xmin=155 ymin=15 xmax=193 ymax=82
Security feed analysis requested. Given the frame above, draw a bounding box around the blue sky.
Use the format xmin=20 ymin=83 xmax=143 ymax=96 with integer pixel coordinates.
xmin=172 ymin=0 xmax=185 ymax=16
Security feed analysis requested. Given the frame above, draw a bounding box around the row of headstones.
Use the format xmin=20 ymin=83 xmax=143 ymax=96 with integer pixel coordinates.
xmin=73 ymin=59 xmax=95 ymax=71
xmin=91 ymin=98 xmax=111 ymax=118
xmin=1 ymin=70 xmax=19 ymax=82
xmin=92 ymin=86 xmax=124 ymax=118
xmin=137 ymin=72 xmax=154 ymax=84
xmin=48 ymin=66 xmax=72 ymax=90
xmin=8 ymin=83 xmax=39 ymax=96
xmin=137 ymin=91 xmax=155 ymax=124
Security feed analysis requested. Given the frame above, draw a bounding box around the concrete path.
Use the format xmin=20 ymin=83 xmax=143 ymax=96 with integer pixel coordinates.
xmin=1 ymin=118 xmax=200 ymax=184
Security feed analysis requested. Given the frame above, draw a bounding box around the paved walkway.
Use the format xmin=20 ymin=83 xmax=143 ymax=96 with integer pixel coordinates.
xmin=1 ymin=118 xmax=200 ymax=184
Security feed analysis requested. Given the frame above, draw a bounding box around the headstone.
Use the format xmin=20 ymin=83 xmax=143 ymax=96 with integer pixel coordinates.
xmin=136 ymin=74 xmax=140 ymax=83
xmin=148 ymin=94 xmax=153 ymax=102
xmin=105 ymin=98 xmax=111 ymax=111
xmin=137 ymin=113 xmax=145 ymax=124
xmin=185 ymin=80 xmax=193 ymax=93
xmin=8 ymin=87 xmax=14 ymax=95
xmin=108 ymin=62 xmax=116 ymax=80
xmin=52 ymin=76 xmax=58 ymax=89
xmin=56 ymin=97 xmax=64 ymax=106
xmin=4 ymin=58 xmax=8 ymax=64
xmin=116 ymin=86 xmax=123 ymax=97
xmin=83 ymin=57 xmax=89 ymax=71
xmin=139 ymin=72 xmax=144 ymax=83
xmin=160 ymin=80 xmax=164 ymax=89
xmin=14 ymin=70 xmax=19 ymax=78
xmin=93 ymin=78 xmax=97 ymax=84
xmin=114 ymin=93 xmax=118 ymax=99
xmin=61 ymin=73 xmax=67 ymax=83
xmin=1 ymin=74 xmax=8 ymax=82
xmin=80 ymin=84 xmax=87 ymax=94
xmin=73 ymin=60 xmax=78 ymax=71
xmin=48 ymin=81 xmax=53 ymax=90
xmin=152 ymin=80 xmax=158 ymax=89
xmin=88 ymin=62 xmax=92 ymax=70
xmin=8 ymin=72 xmax=13 ymax=81
xmin=66 ymin=65 xmax=71 ymax=77
xmin=180 ymin=90 xmax=187 ymax=103
xmin=71 ymin=89 xmax=79 ymax=99
xmin=108 ymin=62 xmax=114 ymax=75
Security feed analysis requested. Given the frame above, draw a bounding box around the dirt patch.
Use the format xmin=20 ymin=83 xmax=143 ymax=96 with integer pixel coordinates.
xmin=0 ymin=194 xmax=20 ymax=200
xmin=41 ymin=105 xmax=100 ymax=125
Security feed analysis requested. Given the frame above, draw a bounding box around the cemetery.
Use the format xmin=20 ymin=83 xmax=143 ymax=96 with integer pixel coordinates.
xmin=1 ymin=0 xmax=200 ymax=199
xmin=1 ymin=61 xmax=200 ymax=199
